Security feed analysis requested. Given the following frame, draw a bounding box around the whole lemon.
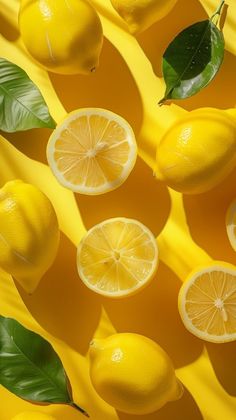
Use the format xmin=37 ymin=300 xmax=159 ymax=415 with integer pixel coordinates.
xmin=19 ymin=0 xmax=103 ymax=75
xmin=12 ymin=413 xmax=55 ymax=420
xmin=0 ymin=180 xmax=60 ymax=293
xmin=156 ymin=108 xmax=236 ymax=194
xmin=89 ymin=333 xmax=183 ymax=415
xmin=110 ymin=0 xmax=178 ymax=34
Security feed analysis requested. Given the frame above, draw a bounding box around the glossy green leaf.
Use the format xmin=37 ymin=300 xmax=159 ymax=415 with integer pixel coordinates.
xmin=0 ymin=58 xmax=56 ymax=132
xmin=159 ymin=17 xmax=224 ymax=103
xmin=0 ymin=316 xmax=88 ymax=416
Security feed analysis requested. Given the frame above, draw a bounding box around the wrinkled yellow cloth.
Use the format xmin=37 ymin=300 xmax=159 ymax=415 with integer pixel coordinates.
xmin=0 ymin=0 xmax=236 ymax=419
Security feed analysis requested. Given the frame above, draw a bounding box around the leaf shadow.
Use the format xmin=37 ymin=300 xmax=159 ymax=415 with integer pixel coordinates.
xmin=76 ymin=157 xmax=171 ymax=237
xmin=206 ymin=342 xmax=236 ymax=396
xmin=102 ymin=262 xmax=203 ymax=369
xmin=16 ymin=232 xmax=101 ymax=355
xmin=116 ymin=385 xmax=203 ymax=420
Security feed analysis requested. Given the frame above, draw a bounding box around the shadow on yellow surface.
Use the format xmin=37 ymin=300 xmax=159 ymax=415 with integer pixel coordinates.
xmin=207 ymin=342 xmax=236 ymax=396
xmin=76 ymin=157 xmax=171 ymax=236
xmin=183 ymin=166 xmax=236 ymax=263
xmin=117 ymin=386 xmax=203 ymax=420
xmin=49 ymin=38 xmax=143 ymax=135
xmin=17 ymin=233 xmax=101 ymax=355
xmin=102 ymin=262 xmax=202 ymax=368
xmin=0 ymin=11 xmax=19 ymax=42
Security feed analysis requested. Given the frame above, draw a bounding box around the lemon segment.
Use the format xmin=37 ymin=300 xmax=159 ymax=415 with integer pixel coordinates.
xmin=178 ymin=262 xmax=236 ymax=343
xmin=47 ymin=109 xmax=137 ymax=195
xmin=89 ymin=333 xmax=183 ymax=415
xmin=77 ymin=218 xmax=158 ymax=297
xmin=226 ymin=199 xmax=236 ymax=251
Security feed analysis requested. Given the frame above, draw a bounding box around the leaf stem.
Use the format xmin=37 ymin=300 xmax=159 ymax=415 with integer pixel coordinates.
xmin=69 ymin=402 xmax=90 ymax=417
xmin=211 ymin=0 xmax=225 ymax=25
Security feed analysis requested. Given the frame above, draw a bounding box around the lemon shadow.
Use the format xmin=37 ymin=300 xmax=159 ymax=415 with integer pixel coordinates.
xmin=16 ymin=233 xmax=101 ymax=355
xmin=183 ymin=166 xmax=236 ymax=263
xmin=102 ymin=262 xmax=202 ymax=368
xmin=76 ymin=157 xmax=171 ymax=237
xmin=0 ymin=13 xmax=19 ymax=42
xmin=49 ymin=38 xmax=143 ymax=135
xmin=117 ymin=385 xmax=203 ymax=420
xmin=206 ymin=342 xmax=236 ymax=396
xmin=136 ymin=0 xmax=207 ymax=78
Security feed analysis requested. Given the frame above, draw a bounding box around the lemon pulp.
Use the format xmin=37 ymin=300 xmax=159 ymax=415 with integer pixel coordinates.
xmin=77 ymin=217 xmax=158 ymax=297
xmin=178 ymin=262 xmax=236 ymax=342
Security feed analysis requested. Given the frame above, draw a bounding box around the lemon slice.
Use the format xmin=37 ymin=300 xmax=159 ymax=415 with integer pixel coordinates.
xmin=47 ymin=108 xmax=137 ymax=195
xmin=226 ymin=199 xmax=236 ymax=251
xmin=77 ymin=217 xmax=158 ymax=297
xmin=178 ymin=262 xmax=236 ymax=343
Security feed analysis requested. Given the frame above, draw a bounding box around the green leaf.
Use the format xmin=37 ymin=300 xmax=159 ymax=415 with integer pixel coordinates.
xmin=0 ymin=316 xmax=88 ymax=417
xmin=0 ymin=58 xmax=56 ymax=132
xmin=159 ymin=6 xmax=225 ymax=103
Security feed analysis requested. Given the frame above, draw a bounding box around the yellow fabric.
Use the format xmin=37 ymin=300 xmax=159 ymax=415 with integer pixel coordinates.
xmin=0 ymin=0 xmax=236 ymax=419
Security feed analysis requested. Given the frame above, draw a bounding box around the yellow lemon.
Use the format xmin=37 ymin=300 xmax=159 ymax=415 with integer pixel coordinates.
xmin=156 ymin=108 xmax=236 ymax=194
xmin=178 ymin=262 xmax=236 ymax=343
xmin=110 ymin=0 xmax=178 ymax=34
xmin=226 ymin=199 xmax=236 ymax=251
xmin=47 ymin=108 xmax=137 ymax=195
xmin=89 ymin=333 xmax=183 ymax=414
xmin=19 ymin=0 xmax=103 ymax=75
xmin=0 ymin=180 xmax=60 ymax=293
xmin=12 ymin=413 xmax=55 ymax=420
xmin=77 ymin=217 xmax=158 ymax=297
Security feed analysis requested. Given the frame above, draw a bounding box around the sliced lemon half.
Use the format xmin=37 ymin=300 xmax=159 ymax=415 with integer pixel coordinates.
xmin=47 ymin=108 xmax=137 ymax=195
xmin=226 ymin=199 xmax=236 ymax=251
xmin=178 ymin=262 xmax=236 ymax=343
xmin=77 ymin=217 xmax=158 ymax=297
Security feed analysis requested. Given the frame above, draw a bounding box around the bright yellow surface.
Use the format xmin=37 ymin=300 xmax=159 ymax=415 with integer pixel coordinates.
xmin=0 ymin=0 xmax=236 ymax=419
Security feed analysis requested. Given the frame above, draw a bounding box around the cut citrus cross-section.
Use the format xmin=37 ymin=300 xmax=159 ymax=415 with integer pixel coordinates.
xmin=226 ymin=199 xmax=236 ymax=251
xmin=47 ymin=108 xmax=137 ymax=195
xmin=77 ymin=218 xmax=158 ymax=297
xmin=178 ymin=262 xmax=236 ymax=343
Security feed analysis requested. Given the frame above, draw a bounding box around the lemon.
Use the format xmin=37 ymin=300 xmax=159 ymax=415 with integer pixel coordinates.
xmin=19 ymin=0 xmax=103 ymax=75
xmin=12 ymin=413 xmax=55 ymax=420
xmin=89 ymin=333 xmax=183 ymax=415
xmin=47 ymin=108 xmax=137 ymax=195
xmin=110 ymin=0 xmax=178 ymax=34
xmin=0 ymin=180 xmax=59 ymax=294
xmin=178 ymin=262 xmax=236 ymax=343
xmin=226 ymin=199 xmax=236 ymax=251
xmin=77 ymin=217 xmax=158 ymax=297
xmin=156 ymin=108 xmax=236 ymax=194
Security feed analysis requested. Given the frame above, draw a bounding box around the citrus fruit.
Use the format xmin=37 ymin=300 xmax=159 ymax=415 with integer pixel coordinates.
xmin=0 ymin=180 xmax=60 ymax=294
xmin=12 ymin=413 xmax=55 ymax=420
xmin=89 ymin=333 xmax=183 ymax=414
xmin=77 ymin=217 xmax=158 ymax=297
xmin=19 ymin=0 xmax=103 ymax=75
xmin=155 ymin=108 xmax=236 ymax=194
xmin=47 ymin=108 xmax=137 ymax=195
xmin=226 ymin=199 xmax=236 ymax=251
xmin=110 ymin=0 xmax=178 ymax=34
xmin=178 ymin=262 xmax=236 ymax=343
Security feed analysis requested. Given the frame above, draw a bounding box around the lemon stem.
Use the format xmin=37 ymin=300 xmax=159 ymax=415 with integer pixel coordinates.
xmin=69 ymin=402 xmax=90 ymax=417
xmin=210 ymin=0 xmax=225 ymax=25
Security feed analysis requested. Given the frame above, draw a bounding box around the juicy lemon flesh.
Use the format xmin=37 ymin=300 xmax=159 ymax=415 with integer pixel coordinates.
xmin=47 ymin=109 xmax=137 ymax=195
xmin=89 ymin=333 xmax=183 ymax=415
xmin=111 ymin=0 xmax=178 ymax=34
xmin=179 ymin=264 xmax=236 ymax=343
xmin=156 ymin=109 xmax=236 ymax=194
xmin=77 ymin=218 xmax=158 ymax=297
xmin=12 ymin=413 xmax=55 ymax=420
xmin=0 ymin=180 xmax=59 ymax=294
xmin=19 ymin=0 xmax=103 ymax=74
xmin=226 ymin=199 xmax=236 ymax=251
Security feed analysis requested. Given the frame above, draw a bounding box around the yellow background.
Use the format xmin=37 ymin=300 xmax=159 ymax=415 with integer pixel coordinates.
xmin=0 ymin=0 xmax=236 ymax=419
